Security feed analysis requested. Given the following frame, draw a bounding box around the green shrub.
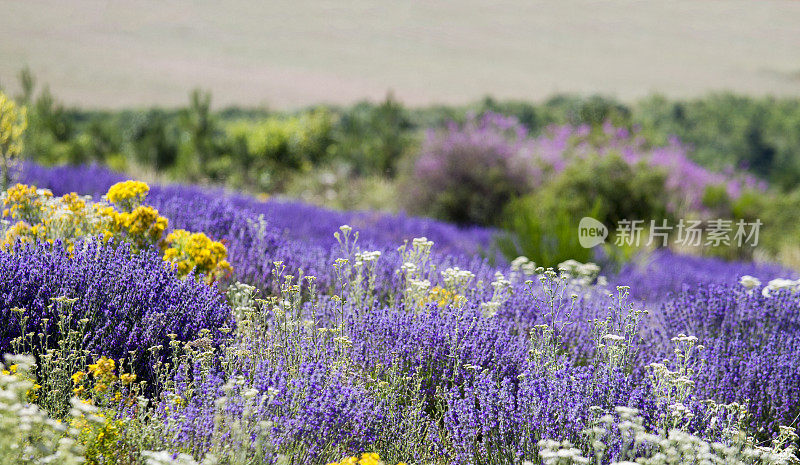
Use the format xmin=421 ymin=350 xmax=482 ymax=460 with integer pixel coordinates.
xmin=225 ymin=108 xmax=333 ymax=189
xmin=539 ymin=153 xmax=671 ymax=227
xmin=496 ymin=195 xmax=599 ymax=267
xmin=497 ymin=154 xmax=671 ymax=267
xmin=126 ymin=110 xmax=179 ymax=170
xmin=327 ymin=94 xmax=414 ymax=177
xmin=634 ymin=93 xmax=800 ymax=190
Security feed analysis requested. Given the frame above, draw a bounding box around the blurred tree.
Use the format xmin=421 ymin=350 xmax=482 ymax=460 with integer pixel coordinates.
xmin=18 ymin=67 xmax=36 ymax=105
xmin=328 ymin=93 xmax=413 ymax=177
xmin=0 ymin=92 xmax=28 ymax=189
xmin=178 ymin=89 xmax=216 ymax=180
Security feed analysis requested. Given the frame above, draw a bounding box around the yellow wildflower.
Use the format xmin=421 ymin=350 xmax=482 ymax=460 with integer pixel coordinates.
xmin=163 ymin=229 xmax=232 ymax=282
xmin=88 ymin=356 xmax=116 ymax=376
xmin=60 ymin=192 xmax=86 ymax=213
xmin=328 ymin=453 xmax=403 ymax=465
xmin=106 ymin=180 xmax=150 ymax=209
xmin=423 ymin=286 xmax=467 ymax=309
xmin=72 ymin=371 xmax=87 ymax=384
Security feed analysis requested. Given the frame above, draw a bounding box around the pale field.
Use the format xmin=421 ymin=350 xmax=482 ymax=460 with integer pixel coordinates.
xmin=1 ymin=0 xmax=799 ymax=109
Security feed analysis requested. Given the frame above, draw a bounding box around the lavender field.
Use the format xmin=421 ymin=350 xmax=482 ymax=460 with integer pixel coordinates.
xmin=3 ymin=2 xmax=800 ymax=464
xmin=0 ymin=157 xmax=798 ymax=465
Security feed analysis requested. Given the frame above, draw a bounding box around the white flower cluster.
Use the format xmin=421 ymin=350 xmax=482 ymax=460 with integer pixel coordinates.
xmin=761 ymin=278 xmax=800 ymax=298
xmin=739 ymin=275 xmax=761 ymax=290
xmin=0 ymin=355 xmax=84 ymax=465
xmin=397 ymin=236 xmax=437 ymax=312
xmin=411 ymin=236 xmax=434 ymax=255
xmin=407 ymin=276 xmax=432 ymax=297
xmin=481 ymin=271 xmax=512 ymax=318
xmin=740 ymin=275 xmax=800 ymax=297
xmin=537 ymin=438 xmax=590 ymax=464
xmin=142 ymin=450 xmax=207 ymax=465
xmin=558 ymin=259 xmax=606 ymax=288
xmin=354 ymin=250 xmax=381 ymax=266
xmin=510 ymin=256 xmax=538 ymax=281
xmin=532 ymin=405 xmax=798 ymax=465
xmin=441 ymin=266 xmax=475 ymax=294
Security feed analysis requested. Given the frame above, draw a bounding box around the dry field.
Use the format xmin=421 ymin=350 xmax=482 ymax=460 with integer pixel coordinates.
xmin=1 ymin=0 xmax=799 ymax=109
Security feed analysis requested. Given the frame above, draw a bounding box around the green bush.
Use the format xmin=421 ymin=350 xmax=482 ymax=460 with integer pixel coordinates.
xmin=497 ymin=154 xmax=671 ymax=267
xmin=126 ymin=110 xmax=179 ymax=170
xmin=225 ymin=108 xmax=333 ymax=189
xmin=539 ymin=154 xmax=671 ymax=227
xmin=634 ymin=93 xmax=800 ymax=190
xmin=496 ymin=195 xmax=598 ymax=267
xmin=227 ymin=109 xmax=332 ymax=169
xmin=327 ymin=94 xmax=415 ymax=177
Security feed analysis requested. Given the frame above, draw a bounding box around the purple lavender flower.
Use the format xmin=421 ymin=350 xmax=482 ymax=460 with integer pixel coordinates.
xmin=0 ymin=240 xmax=231 ymax=377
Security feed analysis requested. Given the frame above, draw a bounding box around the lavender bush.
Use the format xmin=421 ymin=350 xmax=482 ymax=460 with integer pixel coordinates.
xmin=0 ymin=240 xmax=231 ymax=378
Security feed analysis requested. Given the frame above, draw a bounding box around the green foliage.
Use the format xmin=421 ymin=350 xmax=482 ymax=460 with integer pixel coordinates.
xmin=127 ymin=110 xmax=179 ymax=171
xmin=327 ymin=94 xmax=415 ymax=177
xmin=746 ymin=188 xmax=800 ymax=263
xmin=541 ymin=154 xmax=671 ymax=227
xmin=0 ymin=91 xmax=27 ymax=189
xmin=408 ymin=159 xmax=529 ymax=227
xmin=225 ymin=107 xmax=333 ymax=189
xmin=282 ymin=165 xmax=400 ymax=212
xmin=635 ymin=93 xmax=800 ymax=191
xmin=701 ymin=183 xmax=732 ymax=216
xmin=14 ymin=67 xmax=800 ymax=215
xmin=497 ymin=154 xmax=671 ymax=267
xmin=496 ymin=195 xmax=597 ymax=267
xmin=18 ymin=66 xmax=36 ymax=105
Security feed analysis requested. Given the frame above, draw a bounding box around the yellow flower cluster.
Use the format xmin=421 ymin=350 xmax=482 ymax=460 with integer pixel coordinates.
xmin=2 ymin=184 xmax=103 ymax=252
xmin=72 ymin=356 xmax=136 ymax=399
xmin=1 ymin=363 xmax=16 ymax=376
xmin=105 ymin=180 xmax=149 ymax=210
xmin=423 ymin=286 xmax=467 ymax=309
xmin=2 ymin=183 xmax=50 ymax=223
xmin=328 ymin=453 xmax=406 ymax=465
xmin=2 ymin=181 xmax=169 ymax=252
xmin=1 ymin=181 xmax=232 ymax=283
xmin=98 ymin=181 xmax=170 ymax=250
xmin=87 ymin=357 xmax=116 ymax=390
xmin=101 ymin=204 xmax=169 ymax=250
xmin=163 ymin=229 xmax=232 ymax=282
xmin=2 ymin=221 xmax=36 ymax=249
xmin=61 ymin=192 xmax=87 ymax=214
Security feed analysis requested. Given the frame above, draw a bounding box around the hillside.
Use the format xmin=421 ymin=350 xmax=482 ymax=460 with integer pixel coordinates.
xmin=2 ymin=0 xmax=800 ymax=109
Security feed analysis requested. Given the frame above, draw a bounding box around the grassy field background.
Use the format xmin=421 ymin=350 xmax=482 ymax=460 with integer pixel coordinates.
xmin=2 ymin=0 xmax=800 ymax=109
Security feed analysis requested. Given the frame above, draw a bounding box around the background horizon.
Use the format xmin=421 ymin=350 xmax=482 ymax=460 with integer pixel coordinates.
xmin=2 ymin=0 xmax=800 ymax=110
